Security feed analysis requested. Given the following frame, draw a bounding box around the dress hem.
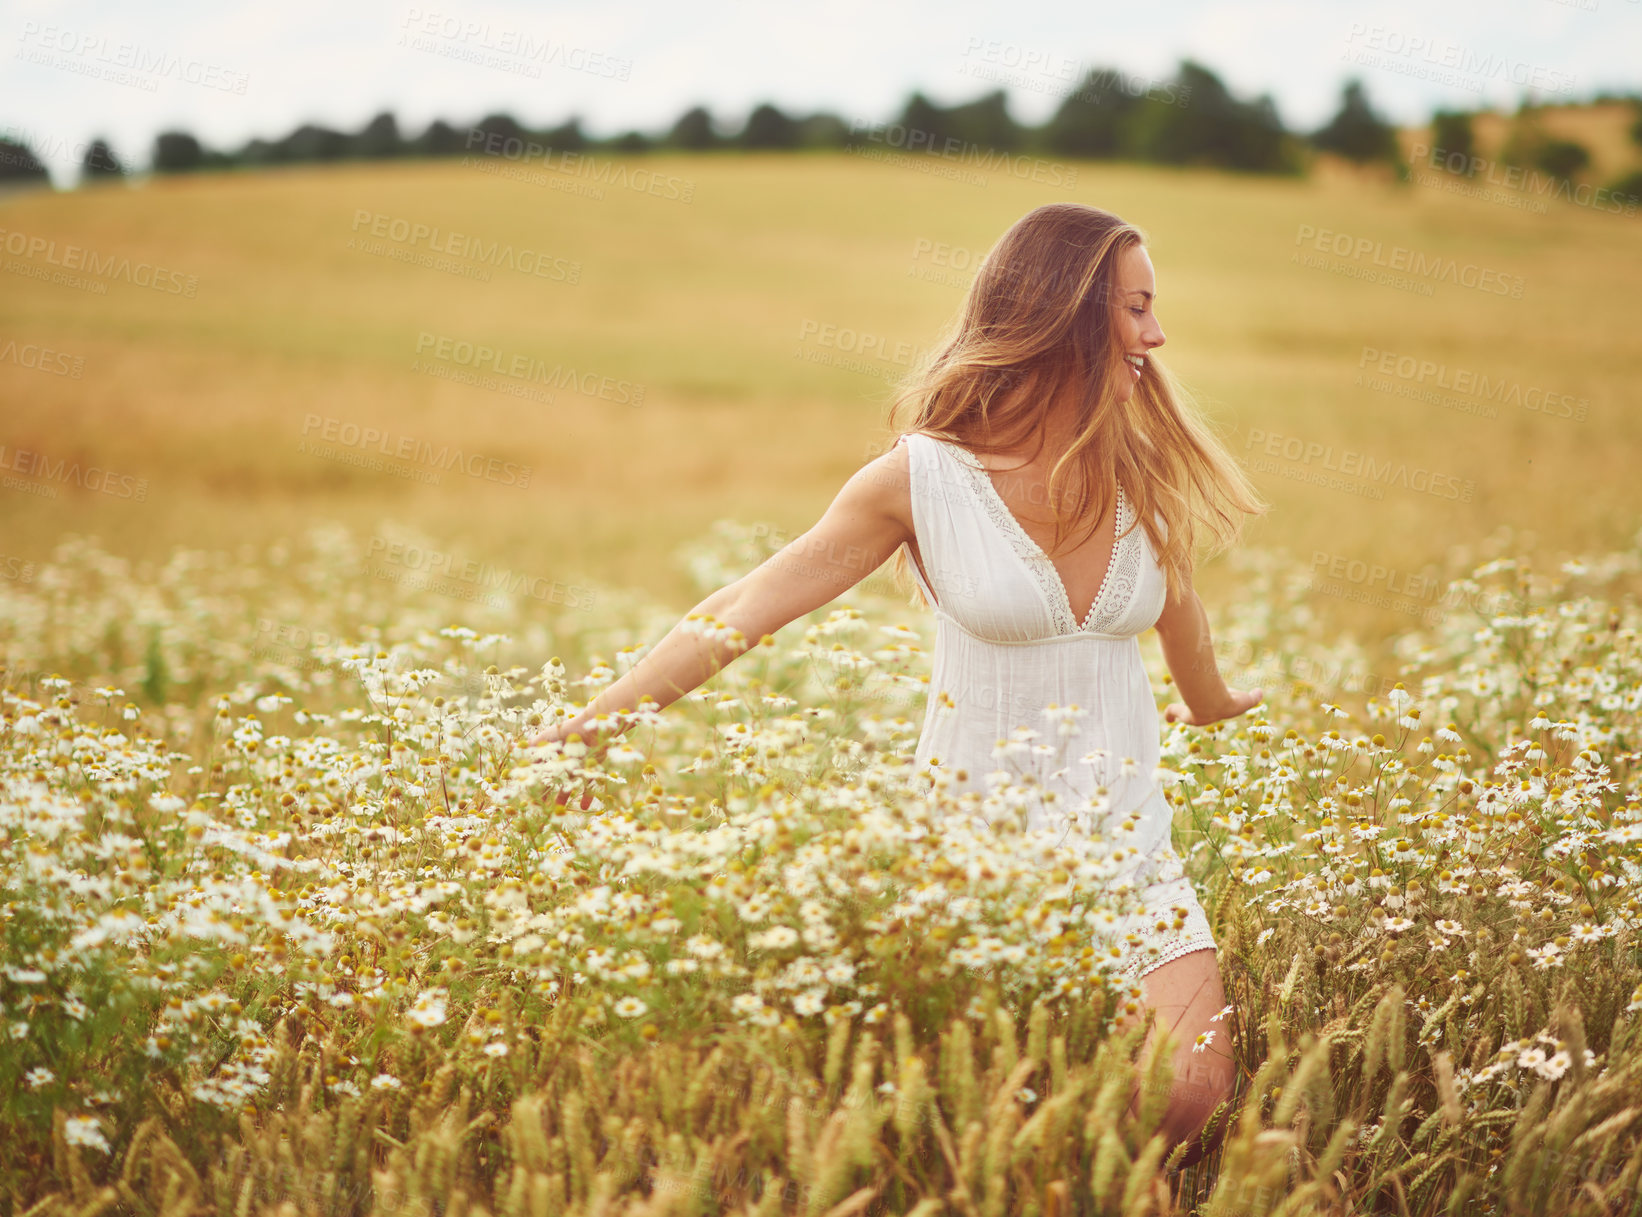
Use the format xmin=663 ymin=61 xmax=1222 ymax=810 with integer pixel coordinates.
xmin=1120 ymin=932 xmax=1219 ymax=982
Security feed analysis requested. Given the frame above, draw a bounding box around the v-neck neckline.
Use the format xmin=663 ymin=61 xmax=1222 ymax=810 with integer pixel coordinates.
xmin=932 ymin=435 xmax=1127 ymax=633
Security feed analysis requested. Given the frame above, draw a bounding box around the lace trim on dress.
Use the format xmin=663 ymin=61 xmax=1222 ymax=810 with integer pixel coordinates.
xmin=1085 ymin=489 xmax=1146 ymax=635
xmin=1122 ymin=930 xmax=1218 ymax=981
xmin=1073 ymin=485 xmax=1127 ymax=632
xmin=938 ymin=440 xmax=1081 ymax=635
xmin=936 ymin=437 xmax=1135 ymax=637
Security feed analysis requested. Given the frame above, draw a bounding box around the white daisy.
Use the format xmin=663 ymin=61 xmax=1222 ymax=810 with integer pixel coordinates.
xmin=1536 ymin=1050 xmax=1571 ymax=1080
xmin=64 ymin=1115 xmax=110 ymax=1154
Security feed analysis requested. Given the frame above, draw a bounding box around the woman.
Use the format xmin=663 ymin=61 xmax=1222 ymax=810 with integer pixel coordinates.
xmin=531 ymin=202 xmax=1265 ymax=1170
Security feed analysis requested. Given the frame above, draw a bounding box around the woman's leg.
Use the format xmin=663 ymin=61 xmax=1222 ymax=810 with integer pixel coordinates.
xmin=1124 ymin=947 xmax=1236 ymax=1169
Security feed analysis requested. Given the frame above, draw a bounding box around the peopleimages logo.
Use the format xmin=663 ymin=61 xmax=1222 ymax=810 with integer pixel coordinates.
xmin=0 ymin=226 xmax=199 ymax=297
xmin=413 ymin=332 xmax=644 ymax=406
xmin=0 ymin=124 xmax=97 ymax=167
xmin=1243 ymin=428 xmax=1474 ymax=501
xmin=364 ymin=538 xmax=596 ymax=610
xmin=0 ymin=444 xmax=148 ymax=501
xmin=1293 ymin=225 xmax=1523 ymax=298
xmin=1357 ymin=347 xmax=1588 ymax=422
xmin=1407 ymin=142 xmax=1639 ymax=216
xmin=1341 ymin=24 xmax=1577 ymax=95
xmin=0 ymin=553 xmax=36 ymax=583
xmin=17 ymin=21 xmax=251 ymax=93
xmin=348 ymin=210 xmax=581 ymax=283
xmin=0 ymin=338 xmax=84 ymax=379
xmin=846 ymin=119 xmax=1078 ymax=188
xmin=1303 ymin=548 xmax=1512 ymax=625
xmin=795 ymin=320 xmax=934 ymax=369
xmin=462 ymin=130 xmax=694 ymax=204
xmin=395 ymin=8 xmax=633 ymax=80
xmin=299 ymin=415 xmax=532 ymax=487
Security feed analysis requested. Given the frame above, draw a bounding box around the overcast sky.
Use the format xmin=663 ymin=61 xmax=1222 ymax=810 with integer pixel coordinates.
xmin=5 ymin=0 xmax=1638 ymax=186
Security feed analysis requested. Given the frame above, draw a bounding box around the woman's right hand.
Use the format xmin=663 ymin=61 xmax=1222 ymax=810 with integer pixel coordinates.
xmin=528 ymin=718 xmax=604 ymax=811
xmin=549 ymin=783 xmax=597 ymax=813
xmin=529 ymin=719 xmax=577 ymax=748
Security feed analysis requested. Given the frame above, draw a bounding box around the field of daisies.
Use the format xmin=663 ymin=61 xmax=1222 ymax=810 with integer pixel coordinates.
xmin=3 ymin=517 xmax=1641 ymax=1217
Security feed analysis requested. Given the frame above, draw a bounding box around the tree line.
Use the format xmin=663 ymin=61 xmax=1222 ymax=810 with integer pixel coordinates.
xmin=3 ymin=58 xmax=1639 ymax=199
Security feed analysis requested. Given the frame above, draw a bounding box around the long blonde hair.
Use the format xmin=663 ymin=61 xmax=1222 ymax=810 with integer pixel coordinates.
xmin=881 ymin=202 xmax=1265 ymax=605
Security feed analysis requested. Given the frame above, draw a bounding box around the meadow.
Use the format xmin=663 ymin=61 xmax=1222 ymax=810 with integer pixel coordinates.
xmin=1 ymin=137 xmax=1639 ymax=638
xmin=1 ymin=521 xmax=1640 ymax=1215
xmin=1 ymin=141 xmax=1641 ymax=1214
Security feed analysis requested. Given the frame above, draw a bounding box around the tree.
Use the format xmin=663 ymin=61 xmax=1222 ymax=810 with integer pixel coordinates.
xmin=943 ymin=89 xmax=1021 ymax=151
xmin=0 ymin=138 xmax=49 ymax=184
xmin=470 ymin=112 xmax=529 ymax=154
xmin=410 ymin=120 xmax=468 ymax=157
xmin=1312 ymin=79 xmax=1399 ymax=164
xmin=1609 ymin=168 xmax=1642 ymax=204
xmin=1535 ymin=138 xmax=1590 ymax=183
xmin=885 ymin=89 xmax=1025 ymax=157
xmin=1045 ymin=67 xmax=1148 ymax=158
xmin=538 ymin=119 xmax=587 ymax=154
xmin=283 ymin=124 xmax=349 ymax=162
xmin=1046 ymin=59 xmax=1304 ymax=172
xmin=1237 ymin=93 xmax=1300 ymax=172
xmin=794 ymin=113 xmax=848 ymax=149
xmin=79 ymin=138 xmax=124 ymax=181
xmin=667 ymin=106 xmax=719 ymax=150
xmin=152 ymin=131 xmax=204 ymax=173
xmin=609 ymin=130 xmax=653 ymax=153
xmin=238 ymin=138 xmax=284 ymax=166
xmin=1498 ymin=110 xmax=1589 ymax=184
xmin=1127 ymin=61 xmax=1302 ymax=173
xmin=1428 ymin=110 xmax=1475 ymax=171
xmin=896 ymin=92 xmax=951 ymax=148
xmin=354 ymin=112 xmax=403 ymax=159
xmin=740 ymin=103 xmax=799 ymax=149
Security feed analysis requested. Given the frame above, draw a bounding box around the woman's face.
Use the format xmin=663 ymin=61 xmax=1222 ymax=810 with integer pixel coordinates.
xmin=1111 ymin=243 xmax=1166 ymax=403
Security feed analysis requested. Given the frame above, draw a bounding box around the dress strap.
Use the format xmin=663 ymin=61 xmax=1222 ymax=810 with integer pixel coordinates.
xmin=894 ymin=434 xmax=942 ymax=607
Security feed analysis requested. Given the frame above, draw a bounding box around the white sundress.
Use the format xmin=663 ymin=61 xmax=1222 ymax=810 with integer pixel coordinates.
xmin=894 ymin=430 xmax=1218 ymax=982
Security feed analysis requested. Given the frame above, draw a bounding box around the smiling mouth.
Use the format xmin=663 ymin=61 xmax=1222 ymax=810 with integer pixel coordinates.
xmin=1124 ymin=354 xmax=1146 ymax=370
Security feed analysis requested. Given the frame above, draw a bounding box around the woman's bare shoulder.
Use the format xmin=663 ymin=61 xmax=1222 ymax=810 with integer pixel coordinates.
xmin=847 ymin=435 xmax=921 ymax=533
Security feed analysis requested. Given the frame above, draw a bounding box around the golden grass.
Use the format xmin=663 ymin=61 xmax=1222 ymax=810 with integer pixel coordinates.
xmin=3 ymin=525 xmax=1642 ymax=1215
xmin=1 ymin=146 xmax=1639 ymax=645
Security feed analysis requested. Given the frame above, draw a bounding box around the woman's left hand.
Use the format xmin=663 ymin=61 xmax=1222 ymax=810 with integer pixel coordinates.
xmin=1163 ymin=686 xmax=1263 ymax=727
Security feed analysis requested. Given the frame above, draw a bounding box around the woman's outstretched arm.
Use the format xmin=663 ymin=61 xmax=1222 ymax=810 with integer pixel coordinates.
xmin=529 ymin=442 xmax=916 ymax=748
xmin=1153 ymin=567 xmax=1263 ymax=727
